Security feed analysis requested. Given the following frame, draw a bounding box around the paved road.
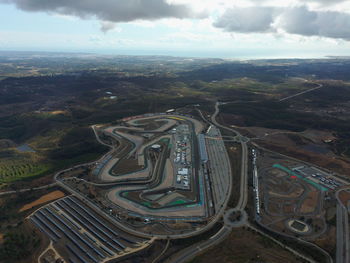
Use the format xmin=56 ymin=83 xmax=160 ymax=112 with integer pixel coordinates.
xmin=92 ymin=125 xmax=114 ymax=148
xmin=168 ymin=221 xmax=319 ymax=263
xmin=56 ymin=121 xmax=234 ymax=240
xmin=279 ymin=83 xmax=323 ymax=102
xmin=165 ymin=103 xmax=248 ymax=263
xmin=336 ymin=188 xmax=350 ymax=263
xmin=56 ymin=167 xmax=231 ymax=240
xmin=182 ymin=102 xmax=327 ymax=263
xmin=251 ymin=141 xmax=350 ymax=185
xmin=0 ymin=182 xmax=57 ymax=196
xmin=167 ymin=225 xmax=232 ymax=263
xmin=210 ymin=102 xmax=249 ymax=211
xmin=206 ymin=126 xmax=231 ymax=212
xmin=247 ymin=224 xmax=317 ymax=263
xmin=152 ymin=239 xmax=170 ymax=263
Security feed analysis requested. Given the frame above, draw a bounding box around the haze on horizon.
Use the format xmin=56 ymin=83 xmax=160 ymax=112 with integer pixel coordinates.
xmin=1 ymin=0 xmax=350 ymax=59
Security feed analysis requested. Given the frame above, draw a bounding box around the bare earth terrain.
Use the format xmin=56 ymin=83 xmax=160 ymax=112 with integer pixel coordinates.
xmin=19 ymin=190 xmax=65 ymax=212
xmin=192 ymin=228 xmax=301 ymax=263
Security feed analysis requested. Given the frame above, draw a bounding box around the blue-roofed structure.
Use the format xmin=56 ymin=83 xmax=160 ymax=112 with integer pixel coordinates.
xmin=198 ymin=134 xmax=208 ymax=163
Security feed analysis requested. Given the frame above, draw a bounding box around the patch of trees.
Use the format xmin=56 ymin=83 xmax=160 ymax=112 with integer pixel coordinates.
xmin=221 ymin=100 xmax=350 ymax=133
xmin=302 ymin=85 xmax=350 ymax=107
xmin=0 ymin=231 xmax=40 ymax=261
xmin=332 ymin=132 xmax=350 ymax=157
xmin=178 ymin=60 xmax=350 ymax=83
xmin=49 ymin=127 xmax=107 ymax=160
xmin=0 ymin=114 xmax=69 ymax=143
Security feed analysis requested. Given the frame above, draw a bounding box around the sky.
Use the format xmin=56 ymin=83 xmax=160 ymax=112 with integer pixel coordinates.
xmin=0 ymin=0 xmax=350 ymax=58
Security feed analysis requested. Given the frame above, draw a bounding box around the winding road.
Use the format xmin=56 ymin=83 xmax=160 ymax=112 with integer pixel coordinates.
xmin=166 ymin=225 xmax=232 ymax=263
xmin=8 ymin=101 xmax=341 ymax=263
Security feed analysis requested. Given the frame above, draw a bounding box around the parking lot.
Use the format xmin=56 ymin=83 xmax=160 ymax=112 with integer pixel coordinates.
xmin=205 ymin=126 xmax=231 ymax=212
xmin=291 ymin=165 xmax=344 ymax=190
xmin=172 ymin=124 xmax=192 ymax=190
xmin=30 ymin=196 xmax=148 ymax=263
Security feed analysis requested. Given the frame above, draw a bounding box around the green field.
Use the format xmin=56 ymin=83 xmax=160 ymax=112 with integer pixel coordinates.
xmin=141 ymin=201 xmax=152 ymax=207
xmin=167 ymin=199 xmax=188 ymax=206
xmin=0 ymin=158 xmax=51 ymax=183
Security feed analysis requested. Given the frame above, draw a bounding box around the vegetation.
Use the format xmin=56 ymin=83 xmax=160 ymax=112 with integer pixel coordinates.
xmin=0 ymin=53 xmax=349 ymax=263
xmin=332 ymin=132 xmax=350 ymax=158
xmin=0 ymin=157 xmax=50 ymax=183
xmin=0 ymin=124 xmax=108 ymax=185
xmin=0 ymin=229 xmax=40 ymax=262
xmin=221 ymin=99 xmax=350 ymax=133
xmin=0 ymin=189 xmax=52 ymax=225
xmin=191 ymin=227 xmax=301 ymax=263
xmin=0 ymin=54 xmax=349 ymax=184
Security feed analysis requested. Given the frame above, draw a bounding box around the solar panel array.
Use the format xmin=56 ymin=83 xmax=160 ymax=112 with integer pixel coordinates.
xmin=30 ymin=196 xmax=145 ymax=263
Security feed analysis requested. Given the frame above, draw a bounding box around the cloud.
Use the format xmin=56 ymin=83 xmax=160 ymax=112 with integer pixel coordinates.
xmin=2 ymin=0 xmax=350 ymax=42
xmin=0 ymin=0 xmax=200 ymax=22
xmin=214 ymin=7 xmax=277 ymax=33
xmin=248 ymin=0 xmax=347 ymax=3
xmin=278 ymin=7 xmax=350 ymax=39
xmin=214 ymin=5 xmax=350 ymax=40
xmin=100 ymin=21 xmax=121 ymax=33
xmin=301 ymin=0 xmax=347 ymax=3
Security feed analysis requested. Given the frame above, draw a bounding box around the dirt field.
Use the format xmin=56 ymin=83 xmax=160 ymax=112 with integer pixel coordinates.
xmin=300 ymin=190 xmax=319 ymax=213
xmin=270 ymin=168 xmax=288 ymax=178
xmin=111 ymin=159 xmax=144 ymax=175
xmin=269 ymin=188 xmax=304 ymax=199
xmin=283 ymin=204 xmax=296 ymax=214
xmin=50 ymin=110 xmax=69 ymax=115
xmin=192 ymin=228 xmax=301 ymax=263
xmin=19 ymin=190 xmax=65 ymax=212
xmin=339 ymin=190 xmax=350 ymax=207
xmin=267 ymin=202 xmax=281 ymax=214
xmin=314 ymin=226 xmax=337 ymax=254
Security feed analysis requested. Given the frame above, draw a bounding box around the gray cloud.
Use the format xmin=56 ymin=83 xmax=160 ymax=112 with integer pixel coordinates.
xmin=215 ymin=5 xmax=350 ymax=40
xmin=301 ymin=0 xmax=347 ymax=3
xmin=214 ymin=7 xmax=276 ymax=33
xmin=249 ymin=0 xmax=347 ymax=3
xmin=279 ymin=7 xmax=350 ymax=40
xmin=0 ymin=0 xmax=198 ymax=22
xmin=100 ymin=21 xmax=117 ymax=33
